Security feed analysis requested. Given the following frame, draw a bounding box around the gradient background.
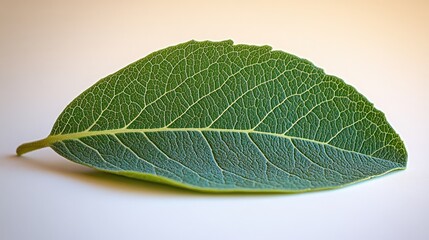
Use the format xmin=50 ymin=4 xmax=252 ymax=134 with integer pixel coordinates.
xmin=1 ymin=1 xmax=428 ymax=239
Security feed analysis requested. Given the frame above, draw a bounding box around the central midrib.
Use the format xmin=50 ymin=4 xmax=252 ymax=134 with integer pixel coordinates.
xmin=45 ymin=127 xmax=389 ymax=162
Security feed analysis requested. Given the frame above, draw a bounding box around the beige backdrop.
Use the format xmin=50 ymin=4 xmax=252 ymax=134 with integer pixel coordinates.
xmin=1 ymin=1 xmax=428 ymax=240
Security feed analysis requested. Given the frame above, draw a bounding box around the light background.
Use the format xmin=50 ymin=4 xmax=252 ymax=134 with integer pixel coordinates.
xmin=1 ymin=0 xmax=428 ymax=239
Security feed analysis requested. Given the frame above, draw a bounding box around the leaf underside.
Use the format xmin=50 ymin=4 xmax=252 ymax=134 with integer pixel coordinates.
xmin=18 ymin=40 xmax=407 ymax=192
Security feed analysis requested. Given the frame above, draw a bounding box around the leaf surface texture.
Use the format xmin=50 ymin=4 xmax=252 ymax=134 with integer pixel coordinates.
xmin=18 ymin=40 xmax=407 ymax=192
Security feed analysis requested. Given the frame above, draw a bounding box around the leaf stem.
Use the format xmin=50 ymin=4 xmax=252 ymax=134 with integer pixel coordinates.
xmin=16 ymin=137 xmax=52 ymax=156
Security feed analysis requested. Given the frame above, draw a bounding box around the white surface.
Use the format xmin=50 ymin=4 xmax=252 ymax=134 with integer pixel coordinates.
xmin=1 ymin=1 xmax=428 ymax=239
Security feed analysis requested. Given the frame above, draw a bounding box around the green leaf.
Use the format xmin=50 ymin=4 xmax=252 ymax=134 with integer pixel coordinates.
xmin=17 ymin=40 xmax=407 ymax=192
